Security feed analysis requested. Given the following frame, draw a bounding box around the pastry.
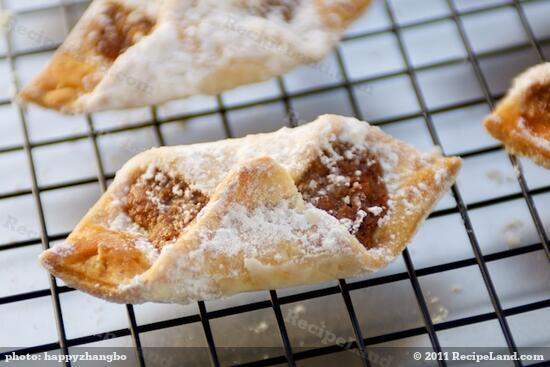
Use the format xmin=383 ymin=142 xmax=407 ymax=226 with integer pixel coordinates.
xmin=484 ymin=62 xmax=550 ymax=169
xmin=18 ymin=0 xmax=372 ymax=114
xmin=40 ymin=115 xmax=461 ymax=304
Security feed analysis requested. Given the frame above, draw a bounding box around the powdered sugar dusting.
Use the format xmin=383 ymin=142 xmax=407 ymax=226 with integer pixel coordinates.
xmin=50 ymin=241 xmax=75 ymax=257
xmin=69 ymin=0 xmax=363 ymax=112
xmin=134 ymin=238 xmax=160 ymax=263
xmin=364 ymin=245 xmax=392 ymax=262
xmin=110 ymin=211 xmax=148 ymax=237
xmin=118 ymin=274 xmax=143 ymax=292
xmin=516 ymin=118 xmax=550 ymax=150
xmin=198 ymin=200 xmax=353 ymax=261
xmin=367 ymin=206 xmax=384 ymax=216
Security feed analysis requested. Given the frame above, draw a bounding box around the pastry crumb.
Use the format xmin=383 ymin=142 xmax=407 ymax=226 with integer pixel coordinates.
xmin=426 ymin=292 xmax=449 ymax=323
xmin=503 ymin=220 xmax=525 ymax=249
xmin=432 ymin=305 xmax=449 ymax=324
xmin=485 ymin=169 xmax=515 ymax=185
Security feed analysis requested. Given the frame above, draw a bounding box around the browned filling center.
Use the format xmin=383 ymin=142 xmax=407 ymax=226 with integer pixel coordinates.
xmin=124 ymin=142 xmax=388 ymax=251
xmin=297 ymin=142 xmax=389 ymax=249
xmin=239 ymin=0 xmax=299 ymax=22
xmin=521 ymin=82 xmax=550 ymax=140
xmin=125 ymin=169 xmax=208 ymax=249
xmin=88 ymin=2 xmax=155 ymax=61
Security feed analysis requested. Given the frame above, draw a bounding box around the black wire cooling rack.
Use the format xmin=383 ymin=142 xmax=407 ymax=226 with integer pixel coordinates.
xmin=0 ymin=0 xmax=549 ymax=366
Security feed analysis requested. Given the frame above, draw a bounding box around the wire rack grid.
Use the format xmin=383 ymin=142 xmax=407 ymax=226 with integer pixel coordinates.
xmin=0 ymin=0 xmax=549 ymax=366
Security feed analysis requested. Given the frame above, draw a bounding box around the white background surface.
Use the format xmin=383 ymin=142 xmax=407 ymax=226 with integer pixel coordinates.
xmin=0 ymin=0 xmax=549 ymax=366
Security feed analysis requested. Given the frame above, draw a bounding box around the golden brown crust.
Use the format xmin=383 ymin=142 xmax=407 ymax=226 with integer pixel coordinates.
xmin=39 ymin=115 xmax=461 ymax=304
xmin=484 ymin=63 xmax=550 ymax=169
xmin=371 ymin=155 xmax=461 ymax=267
xmin=18 ymin=52 xmax=97 ymax=111
xmin=40 ymin=193 xmax=153 ymax=302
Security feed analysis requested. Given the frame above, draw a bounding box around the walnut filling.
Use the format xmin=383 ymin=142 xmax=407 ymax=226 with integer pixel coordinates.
xmin=87 ymin=2 xmax=154 ymax=61
xmin=239 ymin=0 xmax=299 ymax=21
xmin=125 ymin=169 xmax=208 ymax=249
xmin=297 ymin=142 xmax=389 ymax=249
xmin=521 ymin=82 xmax=550 ymax=140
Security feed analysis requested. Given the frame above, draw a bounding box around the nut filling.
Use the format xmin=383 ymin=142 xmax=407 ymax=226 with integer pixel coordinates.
xmin=88 ymin=2 xmax=154 ymax=61
xmin=125 ymin=169 xmax=208 ymax=249
xmin=297 ymin=142 xmax=389 ymax=249
xmin=521 ymin=82 xmax=550 ymax=139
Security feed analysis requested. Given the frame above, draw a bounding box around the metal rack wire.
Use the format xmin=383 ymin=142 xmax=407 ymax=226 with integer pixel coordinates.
xmin=0 ymin=0 xmax=549 ymax=366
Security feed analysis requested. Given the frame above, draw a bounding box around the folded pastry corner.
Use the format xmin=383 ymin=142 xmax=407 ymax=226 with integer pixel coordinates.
xmin=484 ymin=62 xmax=550 ymax=169
xmin=19 ymin=0 xmax=372 ymax=113
xmin=40 ymin=115 xmax=461 ymax=304
xmin=18 ymin=0 xmax=157 ymax=113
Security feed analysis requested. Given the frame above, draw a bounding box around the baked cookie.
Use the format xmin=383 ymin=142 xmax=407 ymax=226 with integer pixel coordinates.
xmin=484 ymin=62 xmax=550 ymax=169
xmin=18 ymin=0 xmax=372 ymax=113
xmin=40 ymin=115 xmax=461 ymax=304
